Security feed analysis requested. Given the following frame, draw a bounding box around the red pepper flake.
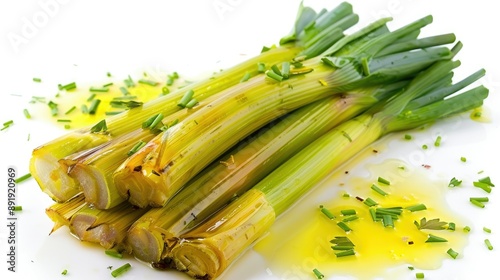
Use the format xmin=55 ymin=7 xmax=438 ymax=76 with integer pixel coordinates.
xmin=373 ymin=149 xmax=379 ymax=153
xmin=421 ymin=164 xmax=431 ymax=169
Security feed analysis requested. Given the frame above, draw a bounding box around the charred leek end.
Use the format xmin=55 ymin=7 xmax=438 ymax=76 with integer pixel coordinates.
xmin=69 ymin=202 xmax=149 ymax=250
xmin=45 ymin=194 xmax=86 ymax=234
xmin=170 ymin=189 xmax=275 ymax=280
xmin=31 ymin=132 xmax=111 ymax=202
xmin=29 ymin=45 xmax=301 ymax=204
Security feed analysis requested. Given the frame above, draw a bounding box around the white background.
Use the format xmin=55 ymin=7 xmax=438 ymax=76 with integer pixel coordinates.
xmin=0 ymin=0 xmax=499 ymax=279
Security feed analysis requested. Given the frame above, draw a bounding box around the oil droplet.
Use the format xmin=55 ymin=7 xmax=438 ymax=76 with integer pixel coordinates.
xmin=254 ymin=159 xmax=468 ymax=279
xmin=470 ymin=107 xmax=490 ymax=123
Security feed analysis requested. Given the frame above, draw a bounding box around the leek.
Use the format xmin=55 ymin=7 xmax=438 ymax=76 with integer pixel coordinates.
xmin=168 ymin=59 xmax=488 ymax=279
xmin=30 ymin=2 xmax=357 ymax=203
xmin=114 ymin=15 xmax=453 ymax=208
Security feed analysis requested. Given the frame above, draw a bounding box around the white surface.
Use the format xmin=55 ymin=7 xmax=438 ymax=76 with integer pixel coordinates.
xmin=0 ymin=0 xmax=499 ymax=279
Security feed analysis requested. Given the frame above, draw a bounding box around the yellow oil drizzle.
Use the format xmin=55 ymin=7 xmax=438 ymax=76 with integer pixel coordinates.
xmin=470 ymin=106 xmax=491 ymax=123
xmin=27 ymin=76 xmax=179 ymax=129
xmin=255 ymin=159 xmax=469 ymax=279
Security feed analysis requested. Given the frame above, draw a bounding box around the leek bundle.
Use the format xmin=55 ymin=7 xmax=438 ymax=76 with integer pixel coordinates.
xmin=113 ymin=15 xmax=453 ymax=208
xmin=168 ymin=59 xmax=488 ymax=279
xmin=30 ymin=2 xmax=357 ymax=204
xmin=125 ymin=82 xmax=403 ymax=263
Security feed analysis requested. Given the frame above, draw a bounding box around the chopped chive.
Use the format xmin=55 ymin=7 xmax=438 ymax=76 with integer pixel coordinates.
xmin=103 ymin=82 xmax=113 ymax=87
xmin=369 ymin=208 xmax=378 ymax=221
xmin=404 ymin=134 xmax=412 ymax=140
xmin=448 ymin=222 xmax=456 ymax=231
xmin=312 ymin=268 xmax=324 ymax=279
xmin=105 ymin=250 xmax=123 ymax=259
xmin=266 ymin=70 xmax=283 ymax=82
xmin=13 ymin=205 xmax=22 ymax=211
xmin=172 ymin=72 xmax=179 ymax=79
xmin=330 ymin=236 xmax=354 ymax=247
xmin=406 ymin=204 xmax=427 ymax=212
xmin=48 ymin=101 xmax=58 ymax=116
xmin=478 ymin=176 xmax=495 ymax=187
xmin=363 ymin=197 xmax=378 ymax=207
xmin=3 ymin=120 xmax=14 ymax=127
xmin=65 ymin=106 xmax=76 ymax=115
xmin=434 ymin=135 xmax=442 ymax=147
xmin=61 ymin=269 xmax=68 ymax=275
xmin=377 ymin=177 xmax=391 ymax=185
xmin=361 ymin=56 xmax=370 ymax=76
xmin=148 ymin=113 xmax=164 ymax=130
xmin=382 ymin=215 xmax=394 ymax=228
xmin=485 ymin=239 xmax=493 ymax=250
xmin=460 ymin=157 xmax=467 ymax=162
xmin=81 ymin=104 xmax=89 ymax=114
xmin=342 ymin=215 xmax=359 ymax=222
xmin=448 ymin=177 xmax=462 ymax=187
xmin=33 ymin=77 xmax=42 ymax=82
xmin=124 ymin=75 xmax=135 ymax=87
xmin=128 ymin=140 xmax=146 ymax=156
xmin=240 ymin=72 xmax=251 ymax=83
xmin=470 ymin=199 xmax=485 ymax=208
xmin=425 ymin=234 xmax=448 ymax=243
xmin=473 ymin=181 xmax=492 ymax=193
xmin=471 ymin=197 xmax=489 ymax=202
xmin=331 ymin=245 xmax=355 ymax=250
xmin=22 ymin=108 xmax=31 ymax=119
xmin=337 ymin=222 xmax=352 ymax=232
xmin=335 ymin=249 xmax=355 ymax=257
xmin=90 ymin=120 xmax=107 ymax=133
xmin=64 ymin=124 xmax=71 ymax=129
xmin=416 ymin=272 xmax=425 ymax=279
xmin=88 ymin=99 xmax=101 ymax=115
xmin=483 ymin=227 xmax=492 ymax=233
xmin=105 ymin=111 xmax=123 ymax=116
xmin=162 ymin=86 xmax=170 ymax=95
xmin=422 ymin=144 xmax=428 ymax=150
xmin=142 ymin=114 xmax=158 ymax=128
xmin=463 ymin=226 xmax=471 ymax=233
xmin=271 ymin=64 xmax=282 ymax=76
xmin=446 ymin=248 xmax=458 ymax=259
xmin=341 ymin=209 xmax=357 ymax=216
xmin=107 ymin=72 xmax=112 ymax=77
xmin=166 ymin=76 xmax=174 ymax=86
xmin=89 ymin=87 xmax=109 ymax=92
xmin=257 ymin=62 xmax=266 ymax=73
xmin=58 ymin=82 xmax=77 ymax=91
xmin=342 ymin=193 xmax=350 ymax=198
xmin=87 ymin=93 xmax=96 ymax=102
xmin=281 ymin=62 xmax=290 ymax=79
xmin=178 ymin=90 xmax=195 ymax=108
xmin=111 ymin=263 xmax=131 ymax=278
xmin=319 ymin=205 xmax=335 ymax=220
xmin=408 ymin=266 xmax=415 ymax=271
xmin=371 ymin=184 xmax=388 ymax=196
xmin=138 ymin=79 xmax=158 ymax=86
xmin=185 ymin=98 xmax=199 ymax=109
xmin=57 ymin=119 xmax=71 ymax=123
xmin=110 ymin=100 xmax=143 ymax=109
xmin=119 ymin=86 xmax=130 ymax=96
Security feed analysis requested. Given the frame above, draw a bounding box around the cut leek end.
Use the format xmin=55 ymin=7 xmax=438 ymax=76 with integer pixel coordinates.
xmin=70 ymin=213 xmax=119 ymax=250
xmin=170 ymin=242 xmax=222 ymax=280
xmin=114 ymin=167 xmax=170 ymax=208
xmin=45 ymin=194 xmax=86 ymax=234
xmin=170 ymin=189 xmax=275 ymax=278
xmin=30 ymin=154 xmax=80 ymax=202
xmin=127 ymin=221 xmax=165 ymax=263
xmin=72 ymin=164 xmax=125 ymax=210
